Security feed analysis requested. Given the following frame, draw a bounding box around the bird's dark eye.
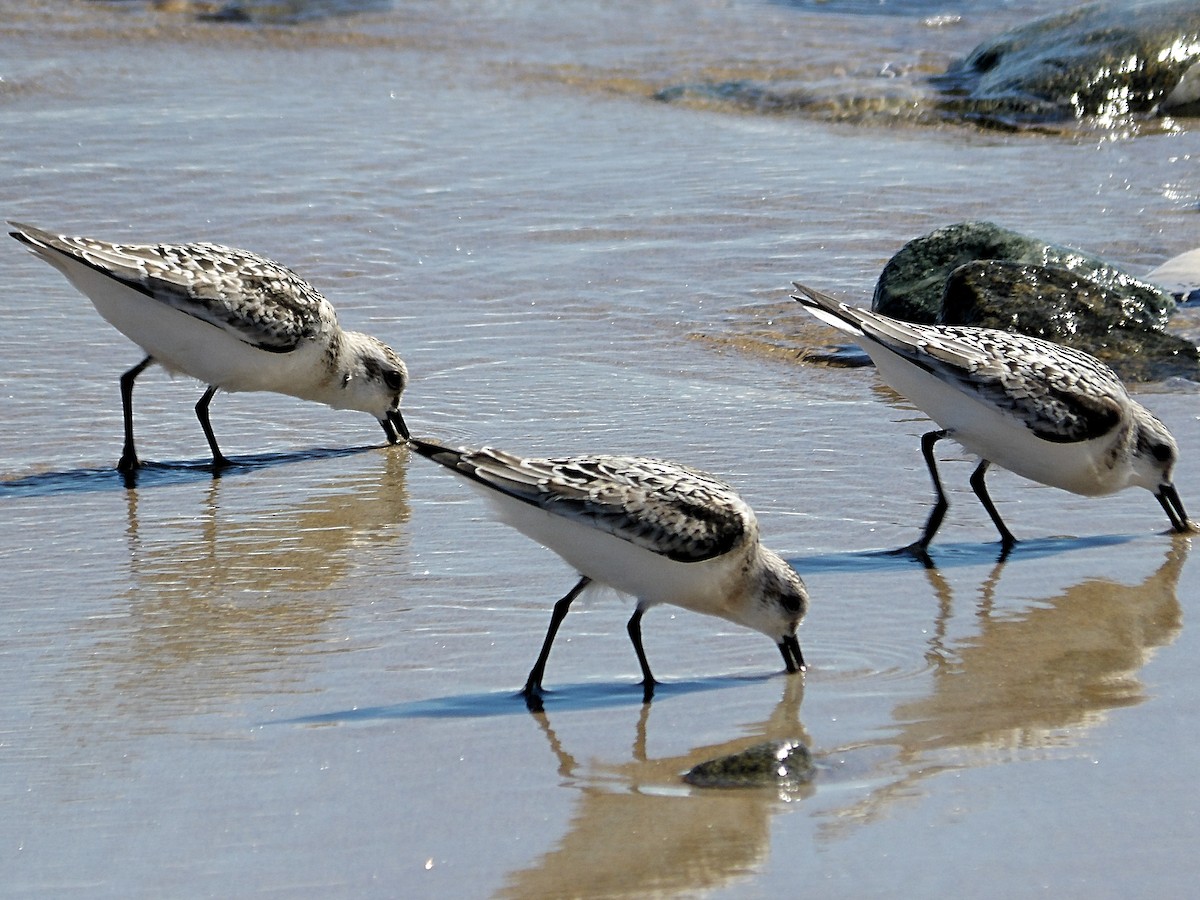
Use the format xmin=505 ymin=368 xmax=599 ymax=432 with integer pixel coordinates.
xmin=1152 ymin=443 xmax=1173 ymax=463
xmin=383 ymin=370 xmax=404 ymax=391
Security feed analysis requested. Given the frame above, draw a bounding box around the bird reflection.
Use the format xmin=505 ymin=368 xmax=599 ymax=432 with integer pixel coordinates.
xmin=821 ymin=539 xmax=1188 ymax=837
xmin=499 ymin=675 xmax=811 ymax=899
xmin=69 ymin=449 xmax=411 ymax=716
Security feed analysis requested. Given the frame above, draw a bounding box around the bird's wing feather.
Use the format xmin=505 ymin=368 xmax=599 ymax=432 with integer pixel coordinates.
xmin=872 ymin=321 xmax=1127 ymax=443
xmin=792 ymin=281 xmax=1126 ymax=443
xmin=10 ymin=222 xmax=329 ymax=352
xmin=411 ymin=439 xmax=752 ymax=562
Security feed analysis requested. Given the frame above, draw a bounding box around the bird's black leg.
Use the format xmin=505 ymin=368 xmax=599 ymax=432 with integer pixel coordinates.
xmin=117 ymin=356 xmax=153 ymax=473
xmin=969 ymin=459 xmax=1017 ymax=549
xmin=195 ymin=385 xmax=232 ymax=471
xmin=626 ymin=605 xmax=658 ymax=704
xmin=912 ymin=427 xmax=950 ymax=549
xmin=523 ymin=576 xmax=590 ymax=710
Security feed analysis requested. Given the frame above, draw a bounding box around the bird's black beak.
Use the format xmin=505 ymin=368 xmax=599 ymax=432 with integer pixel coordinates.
xmin=778 ymin=634 xmax=806 ymax=674
xmin=380 ymin=408 xmax=410 ymax=444
xmin=1157 ymin=483 xmax=1192 ymax=533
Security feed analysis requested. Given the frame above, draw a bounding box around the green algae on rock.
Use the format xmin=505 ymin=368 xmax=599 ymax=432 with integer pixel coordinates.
xmin=873 ymin=221 xmax=1175 ymax=325
xmin=196 ymin=0 xmax=391 ymax=23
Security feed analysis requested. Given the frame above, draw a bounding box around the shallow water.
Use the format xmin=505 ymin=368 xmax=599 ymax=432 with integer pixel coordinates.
xmin=2 ymin=0 xmax=1200 ymax=896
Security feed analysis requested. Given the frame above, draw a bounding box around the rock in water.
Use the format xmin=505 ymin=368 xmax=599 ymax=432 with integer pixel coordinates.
xmin=933 ymin=0 xmax=1200 ymax=129
xmin=870 ymin=221 xmax=1198 ymax=382
xmin=873 ymin=221 xmax=1173 ymax=324
xmin=683 ymin=740 xmax=815 ymax=790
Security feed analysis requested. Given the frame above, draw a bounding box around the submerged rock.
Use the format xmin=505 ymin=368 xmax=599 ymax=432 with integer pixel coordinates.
xmin=683 ymin=740 xmax=815 ymax=790
xmin=652 ymin=80 xmax=927 ymax=123
xmin=933 ymin=0 xmax=1200 ymax=129
xmin=872 ymin=221 xmax=1198 ymax=382
xmin=151 ymin=0 xmax=225 ymax=14
xmin=653 ymin=82 xmax=814 ymax=115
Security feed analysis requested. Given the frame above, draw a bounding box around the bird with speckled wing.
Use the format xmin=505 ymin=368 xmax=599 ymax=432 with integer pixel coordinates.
xmin=793 ymin=281 xmax=1192 ymax=555
xmin=409 ymin=437 xmax=808 ymax=711
xmin=10 ymin=222 xmax=409 ymax=472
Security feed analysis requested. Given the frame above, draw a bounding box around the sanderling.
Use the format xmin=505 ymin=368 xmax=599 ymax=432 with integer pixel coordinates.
xmin=792 ymin=281 xmax=1191 ymax=551
xmin=10 ymin=222 xmax=409 ymax=472
xmin=409 ymin=438 xmax=808 ymax=707
xmin=1148 ymin=247 xmax=1200 ymax=303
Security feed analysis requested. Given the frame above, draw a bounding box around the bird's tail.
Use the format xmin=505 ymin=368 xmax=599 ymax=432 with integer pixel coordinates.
xmin=408 ymin=435 xmax=465 ymax=466
xmin=790 ymin=281 xmax=868 ymax=336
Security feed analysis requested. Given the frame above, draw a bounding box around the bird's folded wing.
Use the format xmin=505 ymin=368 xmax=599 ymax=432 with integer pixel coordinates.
xmin=789 ymin=281 xmax=1128 ymax=443
xmin=12 ymin=223 xmax=325 ymax=352
xmin=860 ymin=315 xmax=1127 ymax=443
xmin=416 ymin=440 xmax=752 ymax=563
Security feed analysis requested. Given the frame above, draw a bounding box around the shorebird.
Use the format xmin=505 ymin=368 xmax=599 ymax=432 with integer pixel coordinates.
xmin=409 ymin=438 xmax=808 ymax=707
xmin=10 ymin=221 xmax=409 ymax=472
xmin=792 ymin=281 xmax=1191 ymax=552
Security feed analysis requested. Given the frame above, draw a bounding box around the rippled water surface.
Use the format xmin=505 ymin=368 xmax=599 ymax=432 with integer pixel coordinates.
xmin=2 ymin=0 xmax=1200 ymax=896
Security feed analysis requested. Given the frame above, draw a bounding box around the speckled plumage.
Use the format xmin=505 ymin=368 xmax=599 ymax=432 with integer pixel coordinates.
xmin=11 ymin=221 xmax=409 ymax=471
xmin=793 ymin=281 xmax=1190 ymax=548
xmin=33 ymin=234 xmax=332 ymax=352
xmin=842 ymin=313 xmax=1130 ymax=444
xmin=410 ymin=438 xmax=808 ymax=705
xmin=438 ymin=446 xmax=750 ymax=562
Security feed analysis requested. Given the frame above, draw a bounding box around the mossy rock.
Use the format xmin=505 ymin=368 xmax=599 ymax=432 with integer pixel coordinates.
xmin=873 ymin=221 xmax=1173 ymax=324
xmin=870 ymin=221 xmax=1194 ymax=382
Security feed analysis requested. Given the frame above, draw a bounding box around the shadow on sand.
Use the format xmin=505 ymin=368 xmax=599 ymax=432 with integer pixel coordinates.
xmin=0 ymin=443 xmax=391 ymax=498
xmin=787 ymin=531 xmax=1140 ymax=575
xmin=276 ymin=672 xmax=787 ymax=725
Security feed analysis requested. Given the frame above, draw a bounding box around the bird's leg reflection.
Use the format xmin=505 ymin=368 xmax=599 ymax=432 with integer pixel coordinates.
xmin=530 ymin=711 xmax=579 ymax=781
xmin=976 ymin=554 xmax=1006 ymax=621
xmin=527 ymin=672 xmax=810 ymax=787
xmin=632 ymin=699 xmax=652 ymax=763
xmin=124 ymin=479 xmax=141 ymax=546
xmin=920 ymin=563 xmax=954 ymax=668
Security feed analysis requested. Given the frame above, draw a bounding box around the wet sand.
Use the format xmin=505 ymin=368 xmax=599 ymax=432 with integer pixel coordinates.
xmin=1 ymin=1 xmax=1199 ymax=896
